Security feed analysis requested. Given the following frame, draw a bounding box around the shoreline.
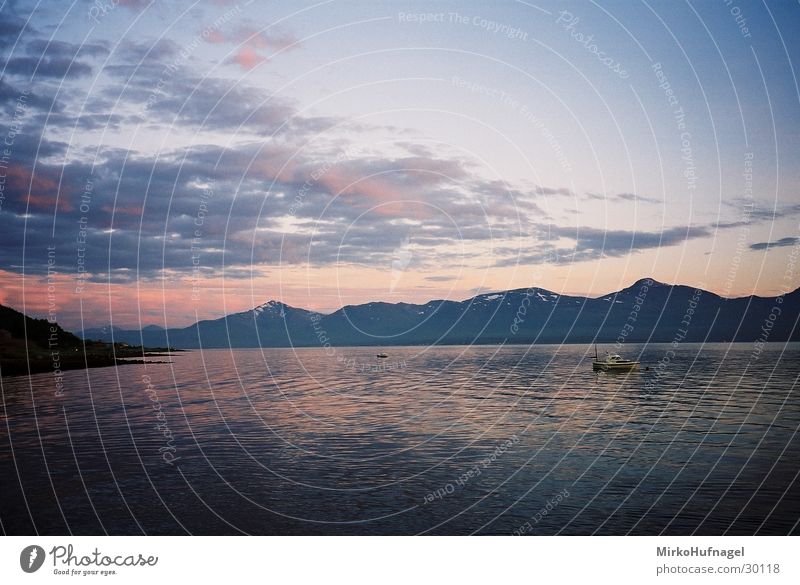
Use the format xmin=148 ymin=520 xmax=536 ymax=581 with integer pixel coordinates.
xmin=0 ymin=347 xmax=182 ymax=378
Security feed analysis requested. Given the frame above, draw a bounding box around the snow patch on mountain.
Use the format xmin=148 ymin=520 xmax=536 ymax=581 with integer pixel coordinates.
xmin=252 ymin=300 xmax=285 ymax=317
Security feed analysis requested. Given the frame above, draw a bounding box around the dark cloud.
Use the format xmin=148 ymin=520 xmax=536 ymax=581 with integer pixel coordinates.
xmin=0 ymin=14 xmax=29 ymax=50
xmin=73 ymin=113 xmax=129 ymax=131
xmin=25 ymin=39 xmax=110 ymax=59
xmin=99 ymin=64 xmax=336 ymax=137
xmin=0 ymin=77 xmax=62 ymax=113
xmin=113 ymin=38 xmax=182 ymax=63
xmin=752 ymin=203 xmax=800 ymax=220
xmin=425 ymin=275 xmax=457 ymax=282
xmin=118 ymin=0 xmax=155 ymax=9
xmin=144 ymin=78 xmax=297 ymax=132
xmin=4 ymin=56 xmax=93 ymax=78
xmin=724 ymin=198 xmax=800 ymax=220
xmin=549 ymin=224 xmax=711 ymax=253
xmin=471 ymin=180 xmax=547 ymax=217
xmin=493 ymin=223 xmax=719 ymax=267
xmin=750 ymin=237 xmax=799 ymax=251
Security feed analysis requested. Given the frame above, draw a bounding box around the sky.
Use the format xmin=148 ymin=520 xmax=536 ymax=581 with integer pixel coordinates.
xmin=1 ymin=0 xmax=799 ymax=330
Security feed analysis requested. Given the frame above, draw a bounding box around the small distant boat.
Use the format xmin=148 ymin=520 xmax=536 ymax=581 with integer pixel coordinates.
xmin=592 ymin=345 xmax=640 ymax=372
xmin=376 ymin=352 xmax=389 ymax=359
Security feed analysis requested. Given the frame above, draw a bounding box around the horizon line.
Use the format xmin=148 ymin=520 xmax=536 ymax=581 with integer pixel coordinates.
xmin=8 ymin=275 xmax=789 ymax=332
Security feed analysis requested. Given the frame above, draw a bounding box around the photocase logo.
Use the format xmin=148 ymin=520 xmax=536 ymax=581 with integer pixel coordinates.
xmin=20 ymin=545 xmax=45 ymax=573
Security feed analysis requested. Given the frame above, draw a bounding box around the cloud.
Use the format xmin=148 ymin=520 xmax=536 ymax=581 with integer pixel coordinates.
xmin=238 ymin=26 xmax=297 ymax=52
xmin=114 ymin=38 xmax=182 ymax=63
xmin=26 ymin=39 xmax=110 ymax=59
xmin=0 ymin=15 xmax=29 ymax=50
xmin=493 ymin=223 xmax=719 ymax=267
xmin=615 ymin=192 xmax=662 ymax=204
xmin=4 ymin=56 xmax=93 ymax=78
xmin=724 ymin=198 xmax=800 ymax=220
xmin=750 ymin=237 xmax=799 ymax=251
xmin=118 ymin=0 xmax=155 ymax=9
xmin=0 ymin=126 xmax=68 ymax=160
xmin=0 ymin=77 xmax=62 ymax=113
xmin=0 ymin=122 xmax=543 ymax=283
xmin=231 ymin=46 xmax=266 ymax=70
xmin=0 ymin=6 xmax=780 ymax=291
xmin=585 ymin=191 xmax=662 ymax=204
xmin=2 ymin=164 xmax=73 ymax=212
xmin=0 ymin=68 xmax=784 ymax=287
xmin=99 ymin=65 xmax=332 ymax=136
xmin=534 ymin=185 xmax=573 ymax=196
xmin=549 ymin=224 xmax=711 ymax=253
xmin=3 ymin=36 xmax=105 ymax=80
xmin=214 ymin=25 xmax=300 ymax=71
xmin=425 ymin=275 xmax=457 ymax=282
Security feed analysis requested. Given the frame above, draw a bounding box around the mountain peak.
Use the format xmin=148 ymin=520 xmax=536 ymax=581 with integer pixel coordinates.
xmin=252 ymin=300 xmax=286 ymax=317
xmin=630 ymin=277 xmax=669 ymax=289
xmin=256 ymin=300 xmax=284 ymax=308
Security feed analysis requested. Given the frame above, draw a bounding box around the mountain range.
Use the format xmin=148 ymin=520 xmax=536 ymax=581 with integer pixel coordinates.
xmin=77 ymin=278 xmax=800 ymax=348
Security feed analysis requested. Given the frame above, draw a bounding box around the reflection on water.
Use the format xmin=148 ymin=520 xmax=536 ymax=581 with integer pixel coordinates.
xmin=1 ymin=343 xmax=798 ymax=534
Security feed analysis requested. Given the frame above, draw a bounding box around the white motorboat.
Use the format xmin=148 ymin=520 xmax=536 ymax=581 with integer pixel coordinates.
xmin=592 ymin=346 xmax=640 ymax=371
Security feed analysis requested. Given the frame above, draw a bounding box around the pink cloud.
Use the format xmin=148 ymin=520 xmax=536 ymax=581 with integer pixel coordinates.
xmin=232 ymin=46 xmax=266 ymax=70
xmin=214 ymin=25 xmax=299 ymax=71
xmin=313 ymin=160 xmax=464 ymax=218
xmin=5 ymin=165 xmax=73 ymax=212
